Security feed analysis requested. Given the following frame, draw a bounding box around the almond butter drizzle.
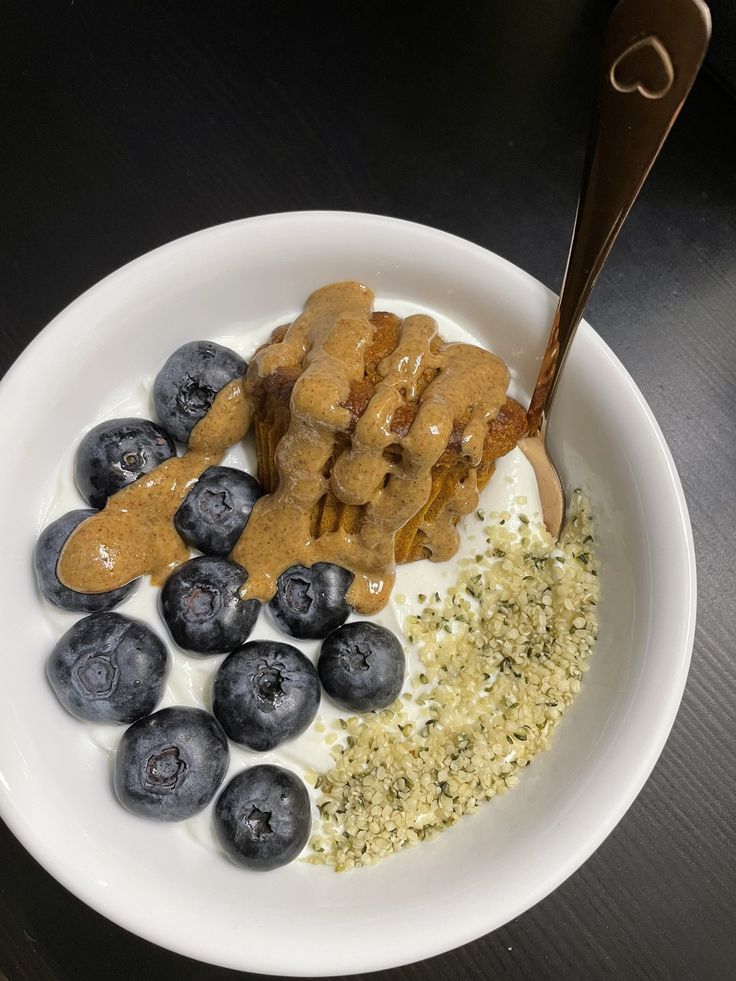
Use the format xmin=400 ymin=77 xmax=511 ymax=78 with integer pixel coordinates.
xmin=232 ymin=282 xmax=509 ymax=613
xmin=58 ymin=282 xmax=511 ymax=615
xmin=58 ymin=378 xmax=251 ymax=591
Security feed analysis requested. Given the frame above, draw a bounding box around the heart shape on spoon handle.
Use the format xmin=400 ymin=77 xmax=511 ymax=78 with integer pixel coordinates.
xmin=610 ymin=35 xmax=675 ymax=100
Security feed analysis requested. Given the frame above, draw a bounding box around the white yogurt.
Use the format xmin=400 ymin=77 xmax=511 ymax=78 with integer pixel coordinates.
xmin=39 ymin=307 xmax=542 ymax=855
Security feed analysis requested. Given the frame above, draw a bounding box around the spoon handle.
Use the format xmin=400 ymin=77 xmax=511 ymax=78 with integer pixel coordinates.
xmin=527 ymin=0 xmax=711 ymax=433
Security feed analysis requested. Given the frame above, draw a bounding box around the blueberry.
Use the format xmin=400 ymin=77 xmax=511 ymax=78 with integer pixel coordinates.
xmin=75 ymin=418 xmax=176 ymax=509
xmin=47 ymin=612 xmax=169 ymax=723
xmin=214 ymin=765 xmax=311 ymax=871
xmin=213 ymin=640 xmax=320 ymax=751
xmin=318 ymin=621 xmax=405 ymax=712
xmin=114 ymin=706 xmax=229 ymax=821
xmin=174 ymin=466 xmax=262 ymax=556
xmin=267 ymin=563 xmax=353 ymax=640
xmin=160 ymin=556 xmax=259 ymax=655
xmin=34 ymin=509 xmax=138 ymax=612
xmin=153 ymin=341 xmax=246 ymax=444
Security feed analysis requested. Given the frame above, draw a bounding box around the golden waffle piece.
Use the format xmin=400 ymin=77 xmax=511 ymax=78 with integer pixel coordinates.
xmin=250 ymin=311 xmax=527 ymax=567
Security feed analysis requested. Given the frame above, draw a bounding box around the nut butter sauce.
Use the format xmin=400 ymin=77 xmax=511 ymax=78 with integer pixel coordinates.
xmin=58 ymin=378 xmax=251 ymax=591
xmin=60 ymin=282 xmax=510 ymax=615
xmin=233 ymin=282 xmax=509 ymax=613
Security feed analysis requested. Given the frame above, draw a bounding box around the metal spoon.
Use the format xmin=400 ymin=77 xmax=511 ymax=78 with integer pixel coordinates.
xmin=520 ymin=0 xmax=711 ymax=538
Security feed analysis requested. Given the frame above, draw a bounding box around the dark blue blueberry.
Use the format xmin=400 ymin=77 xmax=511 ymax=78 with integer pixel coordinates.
xmin=47 ymin=612 xmax=169 ymax=723
xmin=114 ymin=706 xmax=229 ymax=821
xmin=267 ymin=563 xmax=353 ymax=640
xmin=174 ymin=466 xmax=262 ymax=556
xmin=34 ymin=509 xmax=138 ymax=612
xmin=318 ymin=621 xmax=405 ymax=712
xmin=153 ymin=341 xmax=246 ymax=444
xmin=75 ymin=418 xmax=176 ymax=510
xmin=160 ymin=556 xmax=259 ymax=655
xmin=213 ymin=640 xmax=320 ymax=751
xmin=214 ymin=765 xmax=311 ymax=871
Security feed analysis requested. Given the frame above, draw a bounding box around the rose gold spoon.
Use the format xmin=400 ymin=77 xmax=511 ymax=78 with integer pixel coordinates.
xmin=520 ymin=0 xmax=710 ymax=538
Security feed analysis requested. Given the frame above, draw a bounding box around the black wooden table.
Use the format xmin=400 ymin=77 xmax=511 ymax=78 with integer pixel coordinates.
xmin=2 ymin=3 xmax=734 ymax=979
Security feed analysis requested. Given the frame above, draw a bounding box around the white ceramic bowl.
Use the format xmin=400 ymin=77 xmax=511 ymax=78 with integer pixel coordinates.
xmin=0 ymin=212 xmax=695 ymax=976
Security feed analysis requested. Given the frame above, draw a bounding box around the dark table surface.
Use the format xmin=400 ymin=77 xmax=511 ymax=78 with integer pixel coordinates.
xmin=1 ymin=2 xmax=735 ymax=979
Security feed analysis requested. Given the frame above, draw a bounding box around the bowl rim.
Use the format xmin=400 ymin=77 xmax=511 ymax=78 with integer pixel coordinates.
xmin=0 ymin=211 xmax=697 ymax=975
